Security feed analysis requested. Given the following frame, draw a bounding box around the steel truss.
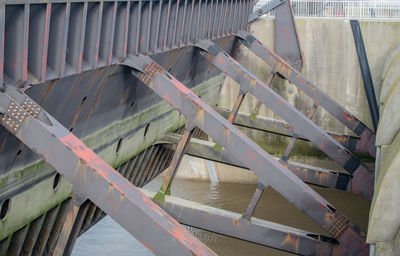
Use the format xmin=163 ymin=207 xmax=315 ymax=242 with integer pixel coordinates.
xmin=215 ymin=107 xmax=371 ymax=156
xmin=192 ymin=39 xmax=374 ymax=201
xmin=123 ymin=54 xmax=369 ymax=255
xmin=0 ymin=85 xmax=217 ymax=256
xmin=160 ymin=133 xmax=353 ymax=191
xmin=0 ymin=0 xmax=376 ymax=253
xmin=141 ymin=188 xmax=337 ymax=255
xmin=235 ymin=31 xmax=376 ymax=158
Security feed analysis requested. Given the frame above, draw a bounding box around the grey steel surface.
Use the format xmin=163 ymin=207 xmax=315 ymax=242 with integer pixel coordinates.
xmin=350 ymin=20 xmax=379 ymax=131
xmin=160 ymin=133 xmax=353 ymax=191
xmin=236 ymin=30 xmax=376 ymax=158
xmin=248 ymin=0 xmax=286 ymax=22
xmin=142 ymin=188 xmax=338 ymax=255
xmin=0 ymin=0 xmax=375 ymax=254
xmin=125 ymin=54 xmax=369 ymax=255
xmin=0 ymin=0 xmax=250 ymax=86
xmin=274 ymin=0 xmax=303 ymax=71
xmin=215 ymin=107 xmax=369 ymax=156
xmin=0 ymin=0 xmax=251 ymax=254
xmin=248 ymin=0 xmax=303 ymax=71
xmin=0 ymin=85 xmax=216 ymax=256
xmin=158 ymin=126 xmax=195 ymax=195
xmin=194 ymin=39 xmax=374 ymax=200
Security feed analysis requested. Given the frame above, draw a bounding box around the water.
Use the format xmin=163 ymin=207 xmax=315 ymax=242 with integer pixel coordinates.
xmin=72 ymin=174 xmax=370 ymax=256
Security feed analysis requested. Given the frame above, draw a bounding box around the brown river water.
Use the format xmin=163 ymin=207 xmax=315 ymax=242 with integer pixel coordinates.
xmin=72 ymin=169 xmax=370 ymax=256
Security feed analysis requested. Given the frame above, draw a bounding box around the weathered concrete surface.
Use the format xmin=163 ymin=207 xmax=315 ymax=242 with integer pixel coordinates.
xmin=368 ymin=132 xmax=400 ymax=254
xmin=376 ymin=36 xmax=400 ymax=146
xmin=368 ymin=37 xmax=400 ymax=255
xmin=174 ymin=155 xmax=259 ymax=184
xmin=380 ymin=39 xmax=400 ymax=104
xmin=376 ymin=83 xmax=400 ymax=146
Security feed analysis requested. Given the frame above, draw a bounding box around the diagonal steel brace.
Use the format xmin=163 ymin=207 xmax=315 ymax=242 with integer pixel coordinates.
xmin=215 ymin=107 xmax=369 ymax=156
xmin=248 ymin=0 xmax=287 ymax=23
xmin=0 ymin=85 xmax=216 ymax=256
xmin=123 ymin=55 xmax=369 ymax=255
xmin=235 ymin=30 xmax=376 ymax=158
xmin=193 ymin=39 xmax=374 ymax=201
xmin=160 ymin=133 xmax=352 ymax=191
xmin=141 ymin=188 xmax=339 ymax=256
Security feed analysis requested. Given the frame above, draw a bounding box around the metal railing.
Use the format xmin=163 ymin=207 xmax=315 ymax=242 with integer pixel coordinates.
xmin=254 ymin=0 xmax=400 ymax=20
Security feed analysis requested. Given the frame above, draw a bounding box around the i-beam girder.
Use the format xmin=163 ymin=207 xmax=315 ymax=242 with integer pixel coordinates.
xmin=160 ymin=133 xmax=353 ymax=191
xmin=235 ymin=31 xmax=376 ymax=158
xmin=0 ymin=86 xmax=216 ymax=256
xmin=215 ymin=107 xmax=369 ymax=156
xmin=0 ymin=28 xmax=374 ymax=254
xmin=248 ymin=0 xmax=287 ymax=22
xmin=124 ymin=54 xmax=369 ymax=255
xmin=193 ymin=39 xmax=374 ymax=201
xmin=141 ymin=188 xmax=337 ymax=256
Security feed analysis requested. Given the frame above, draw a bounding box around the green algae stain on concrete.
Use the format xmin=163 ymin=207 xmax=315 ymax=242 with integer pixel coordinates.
xmin=213 ymin=143 xmax=223 ymax=152
xmin=0 ymin=74 xmax=225 ymax=241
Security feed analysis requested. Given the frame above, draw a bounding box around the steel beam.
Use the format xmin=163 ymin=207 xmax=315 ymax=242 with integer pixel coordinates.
xmin=248 ymin=0 xmax=303 ymax=71
xmin=53 ymin=194 xmax=88 ymax=256
xmin=215 ymin=107 xmax=368 ymax=156
xmin=242 ymin=183 xmax=265 ymax=220
xmin=248 ymin=0 xmax=286 ymax=23
xmin=124 ymin=55 xmax=369 ymax=255
xmin=274 ymin=0 xmax=303 ymax=71
xmin=350 ymin=20 xmax=379 ymax=131
xmin=160 ymin=133 xmax=352 ymax=191
xmin=0 ymin=0 xmax=251 ymax=85
xmin=235 ymin=30 xmax=376 ymax=158
xmin=193 ymin=39 xmax=374 ymax=200
xmin=158 ymin=125 xmax=195 ymax=196
xmin=141 ymin=188 xmax=338 ymax=256
xmin=0 ymin=85 xmax=216 ymax=256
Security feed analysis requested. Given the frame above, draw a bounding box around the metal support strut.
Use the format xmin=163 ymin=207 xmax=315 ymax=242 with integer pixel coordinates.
xmin=53 ymin=194 xmax=87 ymax=256
xmin=193 ymin=39 xmax=374 ymax=200
xmin=216 ymin=107 xmax=369 ymax=156
xmin=160 ymin=133 xmax=352 ymax=191
xmin=350 ymin=20 xmax=379 ymax=131
xmin=0 ymin=85 xmax=216 ymax=256
xmin=156 ymin=124 xmax=195 ymax=199
xmin=142 ymin=188 xmax=338 ymax=256
xmin=124 ymin=55 xmax=369 ymax=255
xmin=236 ymin=30 xmax=376 ymax=158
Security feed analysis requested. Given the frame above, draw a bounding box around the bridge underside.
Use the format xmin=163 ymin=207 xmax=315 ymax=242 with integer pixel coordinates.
xmin=0 ymin=0 xmax=376 ymax=255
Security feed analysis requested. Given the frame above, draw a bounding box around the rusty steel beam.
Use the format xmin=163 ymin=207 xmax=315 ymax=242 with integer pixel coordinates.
xmin=160 ymin=133 xmax=352 ymax=191
xmin=158 ymin=125 xmax=195 ymax=195
xmin=274 ymin=0 xmax=303 ymax=72
xmin=193 ymin=39 xmax=374 ymax=201
xmin=141 ymin=188 xmax=339 ymax=255
xmin=235 ymin=30 xmax=376 ymax=158
xmin=350 ymin=20 xmax=379 ymax=131
xmin=248 ymin=0 xmax=286 ymax=22
xmin=124 ymin=55 xmax=369 ymax=255
xmin=0 ymin=0 xmax=251 ymax=85
xmin=215 ymin=107 xmax=368 ymax=156
xmin=248 ymin=0 xmax=303 ymax=71
xmin=0 ymin=85 xmax=216 ymax=256
xmin=53 ymin=194 xmax=88 ymax=256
